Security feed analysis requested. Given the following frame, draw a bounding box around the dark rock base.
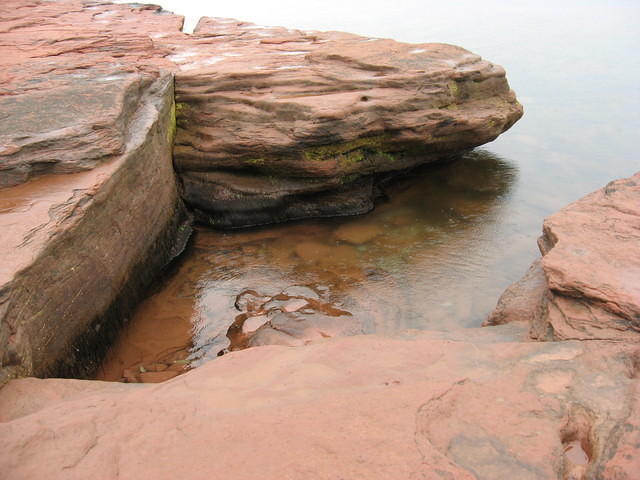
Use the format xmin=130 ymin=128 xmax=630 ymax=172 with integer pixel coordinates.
xmin=50 ymin=205 xmax=192 ymax=380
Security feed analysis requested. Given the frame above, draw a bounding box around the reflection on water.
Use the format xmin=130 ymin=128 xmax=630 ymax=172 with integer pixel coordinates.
xmin=98 ymin=150 xmax=521 ymax=381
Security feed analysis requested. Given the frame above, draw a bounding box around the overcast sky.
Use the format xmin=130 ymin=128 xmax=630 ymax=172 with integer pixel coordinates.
xmin=115 ymin=0 xmax=638 ymax=43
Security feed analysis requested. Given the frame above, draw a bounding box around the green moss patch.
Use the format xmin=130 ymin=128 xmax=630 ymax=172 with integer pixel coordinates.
xmin=303 ymin=136 xmax=391 ymax=162
xmin=167 ymin=100 xmax=177 ymax=146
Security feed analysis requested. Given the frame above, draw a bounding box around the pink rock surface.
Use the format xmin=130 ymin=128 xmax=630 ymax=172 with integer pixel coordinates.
xmin=1 ymin=330 xmax=639 ymax=479
xmin=484 ymin=259 xmax=546 ymax=327
xmin=170 ymin=21 xmax=522 ymax=175
xmin=0 ymin=0 xmax=181 ymax=187
xmin=0 ymin=1 xmax=522 ymax=229
xmin=487 ymin=172 xmax=640 ymax=341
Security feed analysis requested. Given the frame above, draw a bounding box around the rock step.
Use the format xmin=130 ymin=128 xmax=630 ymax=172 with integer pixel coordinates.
xmin=0 ymin=73 xmax=192 ymax=381
xmin=487 ymin=171 xmax=640 ymax=341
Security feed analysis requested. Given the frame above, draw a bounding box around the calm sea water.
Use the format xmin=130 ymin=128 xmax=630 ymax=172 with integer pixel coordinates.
xmin=100 ymin=0 xmax=640 ymax=380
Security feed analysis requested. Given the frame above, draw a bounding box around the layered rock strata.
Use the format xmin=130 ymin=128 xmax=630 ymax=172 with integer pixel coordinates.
xmin=0 ymin=73 xmax=192 ymax=381
xmin=0 ymin=0 xmax=180 ymax=187
xmin=0 ymin=2 xmax=192 ymax=381
xmin=0 ymin=0 xmax=523 ymax=378
xmin=0 ymin=0 xmax=523 ymax=229
xmin=486 ymin=172 xmax=640 ymax=341
xmin=167 ymin=20 xmax=523 ymax=227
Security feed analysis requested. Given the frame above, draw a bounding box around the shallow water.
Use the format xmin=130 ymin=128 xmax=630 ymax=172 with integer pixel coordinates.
xmin=99 ymin=0 xmax=640 ymax=381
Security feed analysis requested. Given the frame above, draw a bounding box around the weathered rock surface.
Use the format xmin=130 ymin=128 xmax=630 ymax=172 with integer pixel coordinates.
xmin=181 ymin=169 xmax=377 ymax=227
xmin=485 ymin=259 xmax=546 ymax=326
xmin=0 ymin=1 xmax=192 ymax=380
xmin=486 ymin=172 xmax=640 ymax=341
xmin=1 ymin=328 xmax=639 ymax=479
xmin=0 ymin=73 xmax=191 ymax=381
xmin=0 ymin=0 xmax=180 ymax=187
xmin=0 ymin=0 xmax=522 ymax=228
xmin=163 ymin=18 xmax=523 ymax=227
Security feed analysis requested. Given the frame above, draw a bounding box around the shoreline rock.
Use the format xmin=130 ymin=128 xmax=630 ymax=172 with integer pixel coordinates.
xmin=0 ymin=0 xmax=523 ymax=228
xmin=0 ymin=0 xmax=522 ymax=377
xmin=0 ymin=74 xmax=192 ymax=381
xmin=168 ymin=20 xmax=522 ymax=227
xmin=0 ymin=3 xmax=638 ymax=478
xmin=1 ymin=329 xmax=639 ymax=479
xmin=486 ymin=172 xmax=640 ymax=341
xmin=0 ymin=1 xmax=193 ymax=381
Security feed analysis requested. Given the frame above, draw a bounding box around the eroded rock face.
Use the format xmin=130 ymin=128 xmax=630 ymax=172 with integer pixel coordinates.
xmin=0 ymin=0 xmax=522 ymax=228
xmin=486 ymin=172 xmax=640 ymax=341
xmin=0 ymin=1 xmax=192 ymax=380
xmin=1 ymin=329 xmax=639 ymax=479
xmin=164 ymin=18 xmax=523 ymax=227
xmin=0 ymin=73 xmax=192 ymax=381
xmin=0 ymin=0 xmax=523 ymax=378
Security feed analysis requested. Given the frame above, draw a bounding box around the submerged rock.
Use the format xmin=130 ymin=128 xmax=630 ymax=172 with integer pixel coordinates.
xmin=223 ymin=286 xmax=359 ymax=353
xmin=486 ymin=172 xmax=640 ymax=341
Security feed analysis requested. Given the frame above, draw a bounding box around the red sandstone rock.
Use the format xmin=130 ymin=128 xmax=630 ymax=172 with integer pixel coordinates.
xmin=171 ymin=25 xmax=522 ymax=175
xmin=0 ymin=0 xmax=181 ymax=187
xmin=224 ymin=286 xmax=361 ymax=353
xmin=0 ymin=73 xmax=191 ymax=381
xmin=164 ymin=18 xmax=522 ymax=226
xmin=0 ymin=4 xmax=637 ymax=478
xmin=0 ymin=1 xmax=192 ymax=380
xmin=484 ymin=259 xmax=546 ymax=326
xmin=487 ymin=172 xmax=640 ymax=341
xmin=0 ymin=0 xmax=523 ymax=228
xmin=1 ymin=330 xmax=639 ymax=479
xmin=0 ymin=0 xmax=523 ymax=230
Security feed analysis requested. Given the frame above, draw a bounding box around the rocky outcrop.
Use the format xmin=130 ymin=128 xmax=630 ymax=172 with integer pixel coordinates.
xmin=486 ymin=172 xmax=640 ymax=341
xmin=167 ymin=20 xmax=522 ymax=227
xmin=0 ymin=1 xmax=192 ymax=381
xmin=0 ymin=0 xmax=523 ymax=378
xmin=1 ymin=328 xmax=639 ymax=479
xmin=0 ymin=0 xmax=522 ymax=228
xmin=0 ymin=0 xmax=180 ymax=187
xmin=0 ymin=4 xmax=637 ymax=478
xmin=0 ymin=73 xmax=192 ymax=381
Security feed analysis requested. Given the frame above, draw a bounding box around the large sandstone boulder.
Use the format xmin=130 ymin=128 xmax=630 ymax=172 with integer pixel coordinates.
xmin=165 ymin=20 xmax=523 ymax=227
xmin=1 ymin=329 xmax=639 ymax=479
xmin=486 ymin=172 xmax=640 ymax=341
xmin=0 ymin=1 xmax=523 ymax=229
xmin=0 ymin=1 xmax=192 ymax=381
